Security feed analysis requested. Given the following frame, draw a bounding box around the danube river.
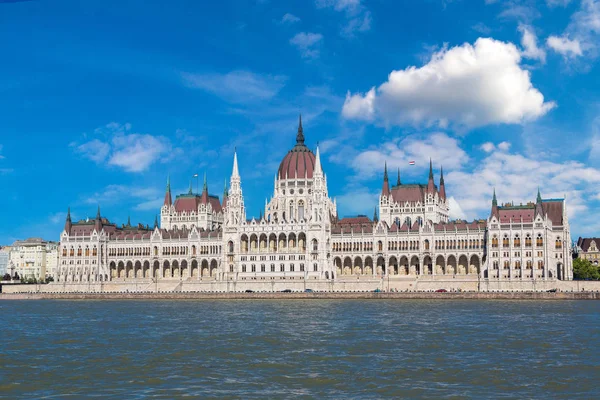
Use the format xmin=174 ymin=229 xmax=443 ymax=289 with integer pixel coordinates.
xmin=1 ymin=300 xmax=599 ymax=398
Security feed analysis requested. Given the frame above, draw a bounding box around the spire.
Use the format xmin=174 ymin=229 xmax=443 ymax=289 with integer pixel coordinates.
xmin=163 ymin=175 xmax=172 ymax=206
xmin=154 ymin=214 xmax=158 ymax=229
xmin=188 ymin=180 xmax=193 ymax=195
xmin=382 ymin=162 xmax=390 ymax=195
xmin=94 ymin=206 xmax=102 ymax=231
xmin=296 ymin=114 xmax=305 ymax=145
xmin=396 ymin=168 xmax=401 ymax=186
xmin=232 ymin=149 xmax=240 ymax=178
xmin=314 ymin=144 xmax=322 ymax=175
xmin=427 ymin=159 xmax=435 ymax=193
xmin=222 ymin=179 xmax=228 ymax=208
xmin=491 ymin=188 xmax=499 ymax=219
xmin=64 ymin=207 xmax=72 ymax=233
xmin=439 ymin=166 xmax=446 ymax=200
xmin=537 ymin=187 xmax=542 ymax=203
xmin=373 ymin=206 xmax=379 ymax=223
xmin=127 ymin=215 xmax=131 ymax=227
xmin=535 ymin=187 xmax=544 ymax=217
xmin=201 ymin=172 xmax=209 ymax=204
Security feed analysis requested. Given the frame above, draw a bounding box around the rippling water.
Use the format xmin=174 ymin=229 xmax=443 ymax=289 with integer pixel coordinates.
xmin=1 ymin=300 xmax=599 ymax=399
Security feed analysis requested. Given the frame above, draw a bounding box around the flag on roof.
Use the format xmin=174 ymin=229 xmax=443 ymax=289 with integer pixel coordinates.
xmin=408 ymin=161 xmax=415 ymax=165
xmin=193 ymin=173 xmax=199 ymax=177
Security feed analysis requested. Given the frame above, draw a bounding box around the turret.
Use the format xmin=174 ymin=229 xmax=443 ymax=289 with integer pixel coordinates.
xmin=222 ymin=179 xmax=228 ymax=209
xmin=491 ymin=188 xmax=499 ymax=218
xmin=297 ymin=114 xmax=304 ymax=145
xmin=64 ymin=207 xmax=72 ymax=234
xmin=154 ymin=214 xmax=159 ymax=229
xmin=439 ymin=166 xmax=446 ymax=200
xmin=396 ymin=168 xmax=401 ymax=186
xmin=427 ymin=159 xmax=436 ymax=194
xmin=163 ymin=175 xmax=172 ymax=206
xmin=381 ymin=162 xmax=390 ymax=195
xmin=373 ymin=206 xmax=379 ymax=223
xmin=94 ymin=206 xmax=102 ymax=232
xmin=200 ymin=172 xmax=209 ymax=204
xmin=535 ymin=187 xmax=544 ymax=217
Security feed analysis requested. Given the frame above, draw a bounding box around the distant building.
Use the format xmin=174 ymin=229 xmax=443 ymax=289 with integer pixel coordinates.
xmin=0 ymin=246 xmax=10 ymax=277
xmin=576 ymin=238 xmax=600 ymax=265
xmin=9 ymin=238 xmax=58 ymax=280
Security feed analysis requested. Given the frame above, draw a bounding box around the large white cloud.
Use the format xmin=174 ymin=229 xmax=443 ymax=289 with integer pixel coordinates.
xmin=342 ymin=38 xmax=555 ymax=129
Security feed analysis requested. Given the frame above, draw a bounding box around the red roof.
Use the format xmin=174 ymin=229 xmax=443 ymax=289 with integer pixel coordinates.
xmin=278 ymin=146 xmax=315 ymax=179
xmin=390 ymin=185 xmax=427 ymax=203
xmin=173 ymin=194 xmax=223 ymax=213
xmin=542 ymin=200 xmax=564 ymax=226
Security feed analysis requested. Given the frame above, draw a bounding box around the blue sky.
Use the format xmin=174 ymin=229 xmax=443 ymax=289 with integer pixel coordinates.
xmin=1 ymin=0 xmax=600 ymax=244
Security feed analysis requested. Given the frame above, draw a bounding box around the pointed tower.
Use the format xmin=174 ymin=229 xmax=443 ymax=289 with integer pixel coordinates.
xmin=396 ymin=168 xmax=401 ymax=186
xmin=228 ymin=149 xmax=245 ymax=225
xmin=94 ymin=206 xmax=102 ymax=232
xmin=491 ymin=188 xmax=499 ymax=218
xmin=154 ymin=214 xmax=159 ymax=229
xmin=127 ymin=215 xmax=131 ymax=227
xmin=427 ymin=158 xmax=436 ymax=193
xmin=535 ymin=187 xmax=544 ymax=217
xmin=188 ymin=180 xmax=193 ymax=195
xmin=222 ymin=179 xmax=228 ymax=209
xmin=439 ymin=166 xmax=446 ymax=200
xmin=163 ymin=175 xmax=172 ymax=206
xmin=373 ymin=206 xmax=379 ymax=223
xmin=64 ymin=207 xmax=72 ymax=234
xmin=297 ymin=114 xmax=304 ymax=145
xmin=200 ymin=172 xmax=209 ymax=204
xmin=382 ymin=162 xmax=390 ymax=196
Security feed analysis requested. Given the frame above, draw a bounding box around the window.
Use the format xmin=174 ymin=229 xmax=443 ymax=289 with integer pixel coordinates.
xmin=261 ymin=264 xmax=265 ymax=272
xmin=280 ymin=264 xmax=285 ymax=272
xmin=230 ymin=265 xmax=234 ymax=273
xmin=525 ymin=235 xmax=532 ymax=247
xmin=271 ymin=264 xmax=275 ymax=272
xmin=251 ymin=264 xmax=256 ymax=272
xmin=300 ymin=263 xmax=304 ymax=272
xmin=503 ymin=235 xmax=509 ymax=248
xmin=242 ymin=264 xmax=247 ymax=273
xmin=536 ymin=234 xmax=543 ymax=247
xmin=290 ymin=264 xmax=295 ymax=272
xmin=555 ymin=238 xmax=562 ymax=249
xmin=313 ymin=263 xmax=318 ymax=272
xmin=424 ymin=240 xmax=430 ymax=251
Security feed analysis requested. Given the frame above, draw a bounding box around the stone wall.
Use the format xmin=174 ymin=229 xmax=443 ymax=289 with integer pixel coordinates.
xmin=3 ymin=277 xmax=600 ymax=294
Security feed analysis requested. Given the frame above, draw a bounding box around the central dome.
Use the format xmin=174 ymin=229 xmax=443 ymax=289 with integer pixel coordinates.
xmin=278 ymin=115 xmax=316 ymax=179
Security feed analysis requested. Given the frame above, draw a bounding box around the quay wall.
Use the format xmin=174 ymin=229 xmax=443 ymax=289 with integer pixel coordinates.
xmin=2 ymin=277 xmax=600 ymax=296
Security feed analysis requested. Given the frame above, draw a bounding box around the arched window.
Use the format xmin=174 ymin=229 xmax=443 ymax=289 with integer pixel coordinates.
xmin=525 ymin=235 xmax=532 ymax=247
xmin=378 ymin=241 xmax=383 ymax=252
xmin=424 ymin=240 xmax=430 ymax=250
xmin=502 ymin=235 xmax=509 ymax=248
xmin=77 ymin=247 xmax=82 ymax=256
xmin=298 ymin=200 xmax=305 ymax=221
xmin=271 ymin=264 xmax=275 ymax=272
xmin=192 ymin=245 xmax=197 ymax=256
xmin=492 ymin=236 xmax=498 ymax=248
xmin=300 ymin=263 xmax=304 ymax=272
xmin=404 ymin=217 xmax=412 ymax=227
xmin=514 ymin=235 xmax=521 ymax=247
xmin=312 ymin=239 xmax=318 ymax=252
xmin=280 ymin=264 xmax=285 ymax=272
xmin=242 ymin=264 xmax=247 ymax=273
xmin=251 ymin=264 xmax=256 ymax=272
xmin=261 ymin=264 xmax=265 ymax=272
xmin=62 ymin=248 xmax=67 ymax=257
xmin=536 ymin=234 xmax=543 ymax=247
xmin=228 ymin=241 xmax=234 ymax=253
xmin=555 ymin=238 xmax=562 ymax=249
xmin=313 ymin=263 xmax=318 ymax=271
xmin=154 ymin=246 xmax=158 ymax=256
xmin=290 ymin=264 xmax=295 ymax=272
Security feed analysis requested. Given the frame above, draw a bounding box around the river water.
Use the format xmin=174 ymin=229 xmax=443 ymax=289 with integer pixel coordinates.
xmin=1 ymin=300 xmax=599 ymax=399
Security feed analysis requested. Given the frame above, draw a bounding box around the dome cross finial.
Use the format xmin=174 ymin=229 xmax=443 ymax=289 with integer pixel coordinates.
xmin=296 ymin=114 xmax=305 ymax=144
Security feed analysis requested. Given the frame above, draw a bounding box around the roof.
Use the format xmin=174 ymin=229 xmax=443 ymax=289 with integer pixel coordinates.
xmin=173 ymin=193 xmax=223 ymax=213
xmin=278 ymin=117 xmax=316 ymax=180
xmin=390 ymin=184 xmax=427 ymax=203
xmin=495 ymin=198 xmax=564 ymax=226
xmin=577 ymin=237 xmax=600 ymax=252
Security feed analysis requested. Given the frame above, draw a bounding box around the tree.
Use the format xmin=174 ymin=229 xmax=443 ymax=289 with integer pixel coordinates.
xmin=2 ymin=273 xmax=10 ymax=281
xmin=46 ymin=276 xmax=54 ymax=283
xmin=573 ymin=258 xmax=600 ymax=280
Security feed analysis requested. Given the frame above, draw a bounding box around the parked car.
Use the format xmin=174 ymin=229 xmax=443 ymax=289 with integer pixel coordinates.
xmin=373 ymin=288 xmax=382 ymax=293
xmin=281 ymin=289 xmax=292 ymax=293
xmin=435 ymin=289 xmax=448 ymax=293
xmin=547 ymin=288 xmax=557 ymax=293
xmin=245 ymin=289 xmax=254 ymax=293
xmin=304 ymin=289 xmax=314 ymax=293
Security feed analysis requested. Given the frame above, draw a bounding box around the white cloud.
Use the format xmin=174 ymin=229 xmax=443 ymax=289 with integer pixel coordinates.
xmin=342 ymin=38 xmax=555 ymax=129
xmin=349 ymin=132 xmax=469 ymax=179
xmin=497 ymin=141 xmax=511 ymax=151
xmin=0 ymin=144 xmax=4 ymax=159
xmin=547 ymin=0 xmax=600 ymax=61
xmin=72 ymin=123 xmax=176 ymax=173
xmin=547 ymin=35 xmax=583 ymax=58
xmin=448 ymin=196 xmax=467 ymax=220
xmin=82 ymin=184 xmax=161 ymax=207
xmin=518 ymin=24 xmax=546 ymax=63
xmin=182 ymin=70 xmax=287 ymax=103
xmin=342 ymin=87 xmax=375 ymax=121
xmin=481 ymin=142 xmax=496 ymax=152
xmin=281 ymin=13 xmax=300 ymax=24
xmin=290 ymin=32 xmax=323 ymax=59
xmin=315 ymin=0 xmax=371 ymax=37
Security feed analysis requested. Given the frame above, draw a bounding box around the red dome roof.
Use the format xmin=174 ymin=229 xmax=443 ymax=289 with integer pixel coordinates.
xmin=278 ymin=116 xmax=316 ymax=179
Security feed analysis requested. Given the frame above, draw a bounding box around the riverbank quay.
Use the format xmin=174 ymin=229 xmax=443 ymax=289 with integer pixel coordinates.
xmin=2 ymin=291 xmax=600 ymax=300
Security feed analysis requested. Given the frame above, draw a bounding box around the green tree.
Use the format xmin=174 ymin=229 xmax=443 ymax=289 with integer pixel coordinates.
xmin=573 ymin=258 xmax=600 ymax=280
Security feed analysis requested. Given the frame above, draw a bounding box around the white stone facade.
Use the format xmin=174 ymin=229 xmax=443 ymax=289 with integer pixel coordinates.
xmin=9 ymin=238 xmax=58 ymax=280
xmin=54 ymin=118 xmax=573 ymax=287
